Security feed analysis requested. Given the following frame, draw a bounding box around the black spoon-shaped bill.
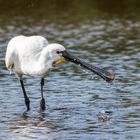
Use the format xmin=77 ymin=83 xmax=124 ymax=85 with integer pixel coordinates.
xmin=62 ymin=50 xmax=115 ymax=83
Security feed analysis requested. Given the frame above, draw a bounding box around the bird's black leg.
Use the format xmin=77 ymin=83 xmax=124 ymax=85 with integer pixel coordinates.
xmin=20 ymin=80 xmax=30 ymax=111
xmin=40 ymin=78 xmax=46 ymax=111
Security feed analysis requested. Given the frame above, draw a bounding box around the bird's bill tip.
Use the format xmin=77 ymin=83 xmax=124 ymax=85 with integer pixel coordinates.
xmin=104 ymin=72 xmax=115 ymax=82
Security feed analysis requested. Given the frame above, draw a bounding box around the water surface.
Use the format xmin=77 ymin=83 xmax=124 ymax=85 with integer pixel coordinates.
xmin=0 ymin=1 xmax=140 ymax=140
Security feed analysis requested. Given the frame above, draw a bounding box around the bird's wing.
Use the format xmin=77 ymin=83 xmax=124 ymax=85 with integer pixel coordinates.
xmin=5 ymin=35 xmax=49 ymax=71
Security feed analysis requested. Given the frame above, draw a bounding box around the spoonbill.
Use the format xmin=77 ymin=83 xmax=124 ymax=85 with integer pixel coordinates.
xmin=5 ymin=35 xmax=115 ymax=111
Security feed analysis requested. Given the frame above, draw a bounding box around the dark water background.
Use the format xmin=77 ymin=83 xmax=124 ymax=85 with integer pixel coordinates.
xmin=0 ymin=0 xmax=140 ymax=139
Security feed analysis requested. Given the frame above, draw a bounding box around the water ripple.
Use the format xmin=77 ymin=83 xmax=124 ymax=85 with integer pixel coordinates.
xmin=0 ymin=18 xmax=140 ymax=140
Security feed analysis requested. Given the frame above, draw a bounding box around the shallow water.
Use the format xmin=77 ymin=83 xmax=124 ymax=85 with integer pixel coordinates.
xmin=0 ymin=1 xmax=140 ymax=140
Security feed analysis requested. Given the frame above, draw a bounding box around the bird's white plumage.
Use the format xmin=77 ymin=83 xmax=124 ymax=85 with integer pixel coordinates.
xmin=5 ymin=35 xmax=65 ymax=78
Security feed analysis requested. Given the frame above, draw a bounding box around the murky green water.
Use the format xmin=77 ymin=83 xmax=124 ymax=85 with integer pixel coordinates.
xmin=0 ymin=1 xmax=140 ymax=140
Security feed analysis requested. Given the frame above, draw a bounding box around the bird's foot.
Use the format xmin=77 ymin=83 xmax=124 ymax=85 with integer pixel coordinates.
xmin=25 ymin=97 xmax=30 ymax=111
xmin=40 ymin=98 xmax=46 ymax=111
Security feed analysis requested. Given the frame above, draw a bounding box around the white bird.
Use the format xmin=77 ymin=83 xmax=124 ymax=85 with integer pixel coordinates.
xmin=5 ymin=35 xmax=114 ymax=111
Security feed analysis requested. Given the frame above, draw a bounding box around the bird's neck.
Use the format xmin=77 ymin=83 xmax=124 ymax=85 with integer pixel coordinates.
xmin=39 ymin=47 xmax=52 ymax=69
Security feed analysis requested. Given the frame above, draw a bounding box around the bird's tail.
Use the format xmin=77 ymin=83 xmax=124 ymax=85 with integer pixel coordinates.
xmin=5 ymin=50 xmax=14 ymax=72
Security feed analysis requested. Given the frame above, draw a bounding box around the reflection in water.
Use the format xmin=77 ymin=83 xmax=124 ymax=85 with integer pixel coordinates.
xmin=0 ymin=1 xmax=140 ymax=140
xmin=10 ymin=112 xmax=53 ymax=139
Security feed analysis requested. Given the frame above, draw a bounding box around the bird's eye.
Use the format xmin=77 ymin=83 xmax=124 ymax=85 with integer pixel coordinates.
xmin=57 ymin=51 xmax=63 ymax=54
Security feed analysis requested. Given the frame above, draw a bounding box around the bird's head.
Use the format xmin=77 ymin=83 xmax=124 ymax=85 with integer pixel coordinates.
xmin=47 ymin=44 xmax=66 ymax=66
xmin=48 ymin=43 xmax=115 ymax=83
